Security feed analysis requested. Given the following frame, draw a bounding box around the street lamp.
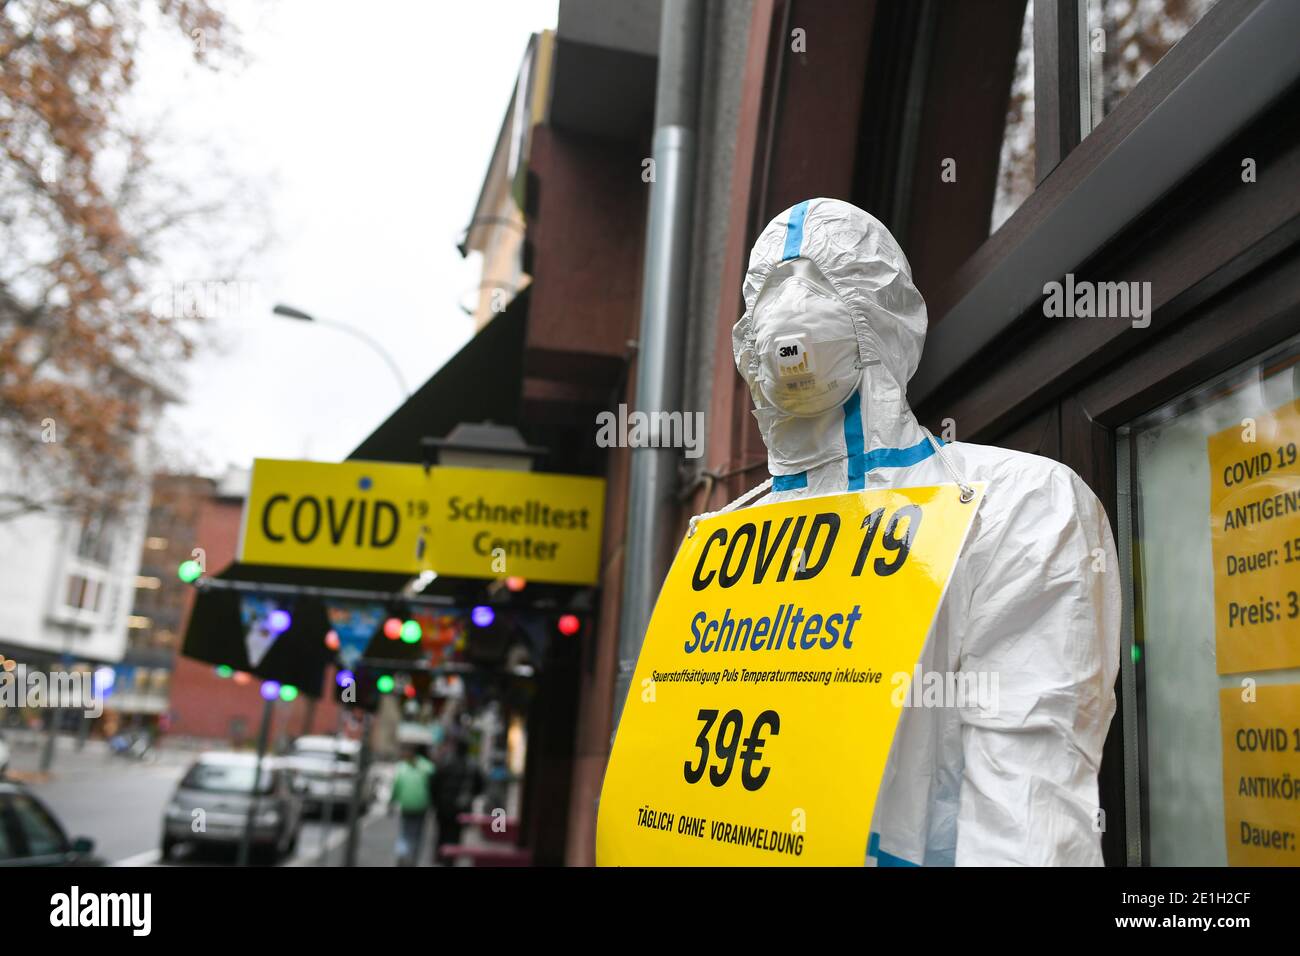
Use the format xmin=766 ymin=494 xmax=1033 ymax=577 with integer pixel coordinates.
xmin=272 ymin=303 xmax=411 ymax=398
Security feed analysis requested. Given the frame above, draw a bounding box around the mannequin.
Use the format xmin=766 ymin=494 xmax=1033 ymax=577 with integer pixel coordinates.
xmin=729 ymin=198 xmax=1121 ymax=865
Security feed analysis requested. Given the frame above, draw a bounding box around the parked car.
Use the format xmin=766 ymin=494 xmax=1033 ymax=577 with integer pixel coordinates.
xmin=0 ymin=782 xmax=101 ymax=866
xmin=0 ymin=731 xmax=10 ymax=777
xmin=284 ymin=735 xmax=376 ymax=815
xmin=161 ymin=752 xmax=303 ymax=862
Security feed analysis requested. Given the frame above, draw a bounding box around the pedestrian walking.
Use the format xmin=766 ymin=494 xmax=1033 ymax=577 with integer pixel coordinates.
xmin=389 ymin=745 xmax=434 ymax=866
xmin=430 ymin=738 xmax=484 ymax=865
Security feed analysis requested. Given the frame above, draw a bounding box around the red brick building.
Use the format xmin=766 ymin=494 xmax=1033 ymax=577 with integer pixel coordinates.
xmin=163 ymin=472 xmax=346 ymax=745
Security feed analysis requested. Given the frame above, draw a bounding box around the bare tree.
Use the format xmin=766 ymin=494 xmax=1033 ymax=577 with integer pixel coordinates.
xmin=0 ymin=0 xmax=250 ymax=521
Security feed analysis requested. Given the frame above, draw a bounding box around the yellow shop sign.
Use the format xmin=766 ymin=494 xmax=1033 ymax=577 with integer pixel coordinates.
xmin=239 ymin=459 xmax=604 ymax=585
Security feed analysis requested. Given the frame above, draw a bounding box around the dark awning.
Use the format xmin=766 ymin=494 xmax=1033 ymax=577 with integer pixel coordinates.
xmin=348 ymin=289 xmax=528 ymax=464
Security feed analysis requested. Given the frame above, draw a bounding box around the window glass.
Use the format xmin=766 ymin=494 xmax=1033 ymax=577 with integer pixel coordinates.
xmin=64 ymin=574 xmax=88 ymax=611
xmin=75 ymin=510 xmax=115 ymax=565
xmin=293 ymin=744 xmax=356 ymax=767
xmin=9 ymin=793 xmax=67 ymax=857
xmin=1122 ymin=333 xmax=1300 ymax=866
xmin=181 ymin=761 xmax=273 ymax=795
xmin=63 ymin=574 xmax=102 ymax=613
xmin=1085 ymin=0 xmax=1219 ymax=131
xmin=993 ymin=0 xmax=1219 ymax=234
xmin=991 ymin=1 xmax=1036 ymax=233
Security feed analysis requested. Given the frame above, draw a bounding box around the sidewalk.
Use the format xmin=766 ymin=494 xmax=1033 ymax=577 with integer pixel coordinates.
xmin=307 ymin=761 xmax=437 ymax=867
xmin=2 ymin=729 xmax=193 ymax=783
xmin=351 ymin=809 xmax=439 ymax=867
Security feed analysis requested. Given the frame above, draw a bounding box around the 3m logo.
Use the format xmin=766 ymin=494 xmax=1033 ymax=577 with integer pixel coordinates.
xmin=774 ymin=335 xmax=811 ymax=378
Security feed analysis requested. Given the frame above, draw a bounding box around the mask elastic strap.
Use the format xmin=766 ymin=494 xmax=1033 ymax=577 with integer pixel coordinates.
xmin=686 ymin=477 xmax=773 ymax=538
xmin=921 ymin=426 xmax=975 ymax=503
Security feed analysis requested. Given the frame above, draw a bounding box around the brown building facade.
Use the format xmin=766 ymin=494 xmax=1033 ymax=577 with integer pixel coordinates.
xmin=514 ymin=0 xmax=1300 ymax=866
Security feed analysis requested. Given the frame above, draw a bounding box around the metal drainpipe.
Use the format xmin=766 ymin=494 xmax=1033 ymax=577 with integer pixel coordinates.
xmin=614 ymin=0 xmax=705 ymax=732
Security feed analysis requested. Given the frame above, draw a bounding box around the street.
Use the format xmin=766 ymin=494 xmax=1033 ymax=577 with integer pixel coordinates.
xmin=4 ymin=731 xmax=394 ymax=867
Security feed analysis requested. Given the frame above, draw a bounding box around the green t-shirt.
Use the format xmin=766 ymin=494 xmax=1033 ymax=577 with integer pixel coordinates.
xmin=391 ymin=756 xmax=434 ymax=814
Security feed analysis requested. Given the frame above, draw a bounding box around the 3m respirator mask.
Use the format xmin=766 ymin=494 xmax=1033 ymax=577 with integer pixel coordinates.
xmin=752 ymin=260 xmax=862 ymax=417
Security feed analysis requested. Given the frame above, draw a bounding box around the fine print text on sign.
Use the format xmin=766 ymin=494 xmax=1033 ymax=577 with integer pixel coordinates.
xmin=597 ymin=483 xmax=983 ymax=866
xmin=1207 ymin=399 xmax=1300 ymax=674
xmin=239 ymin=459 xmax=605 ymax=586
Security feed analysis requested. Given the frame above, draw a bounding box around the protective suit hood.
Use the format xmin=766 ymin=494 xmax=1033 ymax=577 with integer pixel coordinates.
xmin=733 ymin=199 xmax=929 ymax=478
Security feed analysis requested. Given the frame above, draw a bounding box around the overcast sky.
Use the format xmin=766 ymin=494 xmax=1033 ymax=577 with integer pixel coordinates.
xmin=134 ymin=0 xmax=558 ymax=475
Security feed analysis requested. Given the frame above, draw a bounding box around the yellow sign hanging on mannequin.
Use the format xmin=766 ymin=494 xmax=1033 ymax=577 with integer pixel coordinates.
xmin=597 ymin=483 xmax=983 ymax=866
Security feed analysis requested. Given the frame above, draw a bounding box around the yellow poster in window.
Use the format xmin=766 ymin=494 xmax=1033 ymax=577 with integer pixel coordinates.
xmin=1219 ymin=683 xmax=1300 ymax=866
xmin=596 ymin=483 xmax=983 ymax=866
xmin=1207 ymin=399 xmax=1300 ymax=674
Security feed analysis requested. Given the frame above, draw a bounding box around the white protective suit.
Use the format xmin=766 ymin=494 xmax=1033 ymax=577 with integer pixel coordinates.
xmin=729 ymin=198 xmax=1121 ymax=866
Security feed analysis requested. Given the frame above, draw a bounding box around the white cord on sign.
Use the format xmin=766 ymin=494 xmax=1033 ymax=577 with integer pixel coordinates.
xmin=686 ymin=478 xmax=773 ymax=538
xmin=921 ymin=427 xmax=976 ymax=503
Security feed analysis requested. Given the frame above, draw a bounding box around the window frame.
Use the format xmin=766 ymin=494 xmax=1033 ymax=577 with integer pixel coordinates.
xmin=911 ymin=0 xmax=1295 ymax=404
xmin=1112 ymin=327 xmax=1300 ymax=865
